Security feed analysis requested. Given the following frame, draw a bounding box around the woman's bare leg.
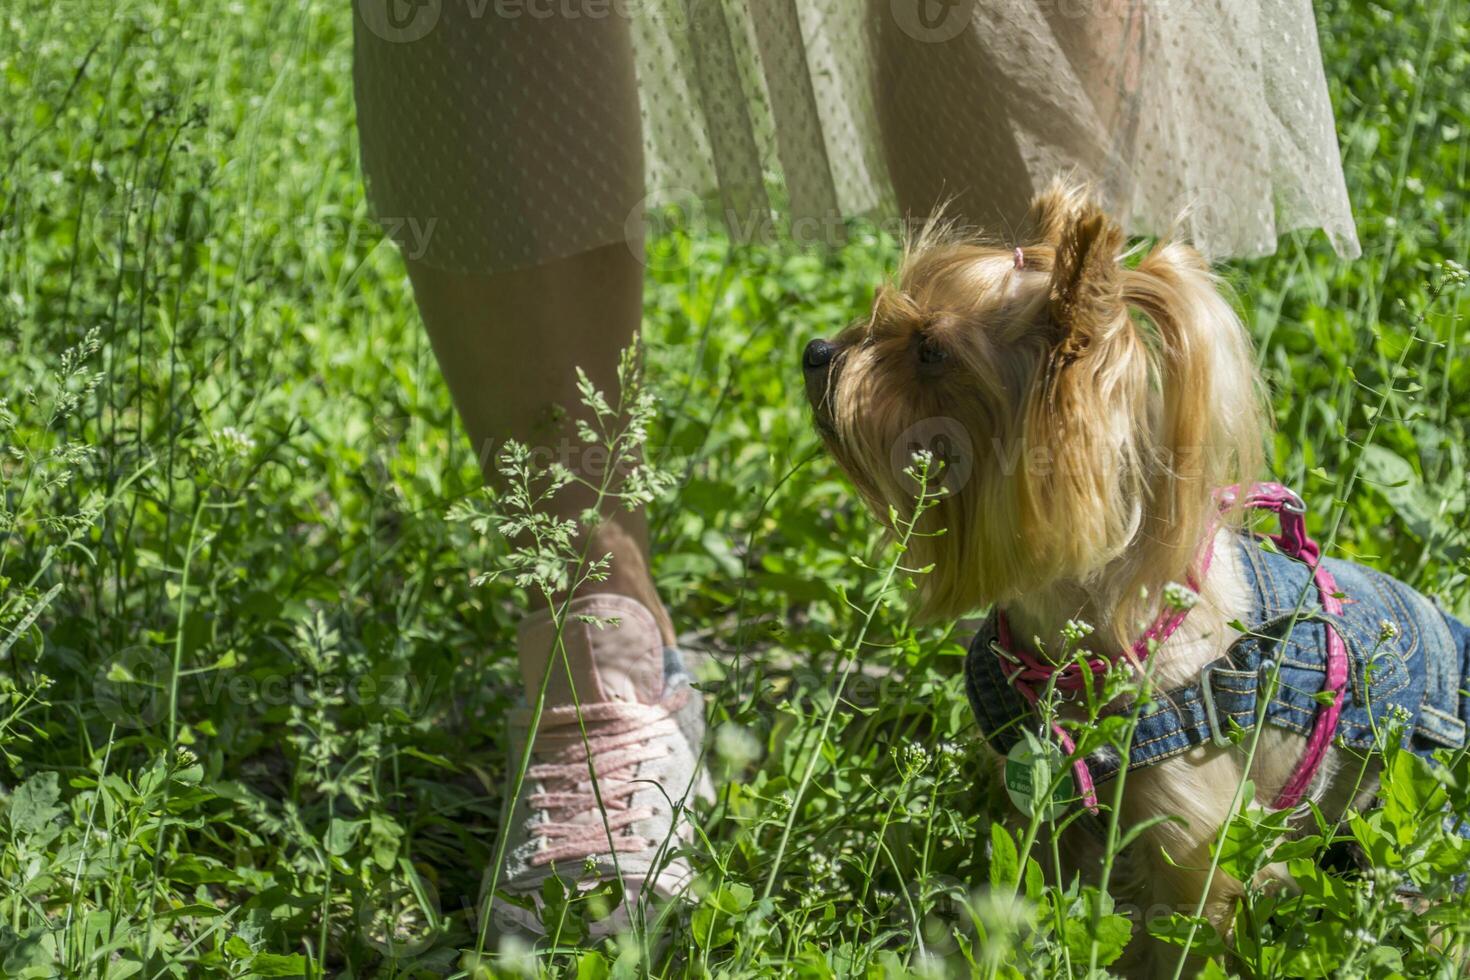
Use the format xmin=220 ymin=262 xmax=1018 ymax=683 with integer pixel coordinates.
xmin=369 ymin=1 xmax=673 ymax=645
xmin=874 ymin=6 xmax=1034 ymax=237
xmin=357 ymin=6 xmax=715 ymax=921
xmin=405 ymin=245 xmax=675 ymax=645
xmin=874 ymin=0 xmax=1144 ymax=236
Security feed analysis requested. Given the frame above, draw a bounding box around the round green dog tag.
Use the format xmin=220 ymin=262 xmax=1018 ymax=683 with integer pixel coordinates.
xmin=1004 ymin=733 xmax=1073 ymax=820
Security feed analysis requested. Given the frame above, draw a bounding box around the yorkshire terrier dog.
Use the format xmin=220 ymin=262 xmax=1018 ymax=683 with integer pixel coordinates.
xmin=803 ymin=181 xmax=1470 ymax=965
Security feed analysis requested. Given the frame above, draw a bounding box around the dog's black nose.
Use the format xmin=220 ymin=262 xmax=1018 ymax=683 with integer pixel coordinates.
xmin=803 ymin=339 xmax=835 ymax=370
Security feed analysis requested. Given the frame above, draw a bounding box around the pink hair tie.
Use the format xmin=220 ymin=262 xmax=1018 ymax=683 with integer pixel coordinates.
xmin=1013 ymin=247 xmax=1025 ymax=270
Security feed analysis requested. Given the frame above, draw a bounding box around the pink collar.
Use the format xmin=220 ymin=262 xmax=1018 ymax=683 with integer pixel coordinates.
xmin=990 ymin=482 xmax=1347 ymax=813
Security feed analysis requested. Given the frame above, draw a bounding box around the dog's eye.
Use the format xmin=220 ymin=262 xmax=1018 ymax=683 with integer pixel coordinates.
xmin=917 ymin=338 xmax=948 ymax=365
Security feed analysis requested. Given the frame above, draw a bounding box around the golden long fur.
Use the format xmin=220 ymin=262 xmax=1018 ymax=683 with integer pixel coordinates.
xmin=813 ymin=180 xmax=1264 ymax=649
xmin=804 ymin=180 xmax=1357 ymax=971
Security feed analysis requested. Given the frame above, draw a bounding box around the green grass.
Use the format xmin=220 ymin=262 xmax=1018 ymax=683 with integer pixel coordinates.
xmin=2 ymin=0 xmax=1469 ymax=976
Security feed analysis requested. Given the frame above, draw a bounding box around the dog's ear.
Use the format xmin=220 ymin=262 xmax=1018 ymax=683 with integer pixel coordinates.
xmin=1047 ymin=204 xmax=1125 ymax=360
xmin=1026 ymin=178 xmax=1093 ymax=247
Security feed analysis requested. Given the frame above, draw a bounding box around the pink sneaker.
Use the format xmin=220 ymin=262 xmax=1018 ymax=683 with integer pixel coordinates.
xmin=486 ymin=594 xmax=713 ymax=939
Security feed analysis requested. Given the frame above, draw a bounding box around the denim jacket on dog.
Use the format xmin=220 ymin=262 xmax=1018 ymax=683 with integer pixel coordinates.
xmin=964 ymin=534 xmax=1470 ymax=786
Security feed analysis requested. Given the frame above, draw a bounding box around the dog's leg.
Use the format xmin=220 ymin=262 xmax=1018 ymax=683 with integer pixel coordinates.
xmin=1111 ymin=751 xmax=1252 ymax=973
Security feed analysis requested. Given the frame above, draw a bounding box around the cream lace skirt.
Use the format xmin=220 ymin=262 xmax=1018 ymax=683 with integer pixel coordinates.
xmin=352 ymin=0 xmax=1360 ymax=274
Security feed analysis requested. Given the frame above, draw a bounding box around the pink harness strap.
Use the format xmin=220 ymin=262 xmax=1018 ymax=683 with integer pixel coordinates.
xmin=1221 ymin=483 xmax=1348 ymax=809
xmin=991 ymin=482 xmax=1347 ymax=814
xmin=993 ymin=554 xmax=1213 ymax=813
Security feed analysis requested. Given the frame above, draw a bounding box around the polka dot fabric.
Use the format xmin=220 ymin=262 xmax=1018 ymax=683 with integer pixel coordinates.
xmin=352 ymin=0 xmax=1359 ymax=275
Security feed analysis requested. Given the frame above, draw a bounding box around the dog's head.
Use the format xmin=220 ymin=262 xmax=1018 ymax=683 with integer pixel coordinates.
xmin=805 ymin=181 xmax=1266 ymax=626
